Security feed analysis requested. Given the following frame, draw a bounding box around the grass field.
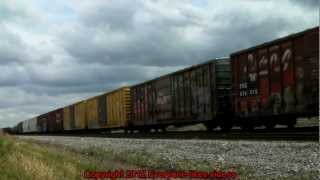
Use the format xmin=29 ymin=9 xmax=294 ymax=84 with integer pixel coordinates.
xmin=0 ymin=135 xmax=245 ymax=179
xmin=2 ymin=135 xmax=318 ymax=180
xmin=0 ymin=136 xmax=94 ymax=180
xmin=0 ymin=136 xmax=143 ymax=180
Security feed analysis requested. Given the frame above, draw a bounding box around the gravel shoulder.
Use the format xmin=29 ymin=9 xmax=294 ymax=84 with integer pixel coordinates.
xmin=17 ymin=135 xmax=319 ymax=179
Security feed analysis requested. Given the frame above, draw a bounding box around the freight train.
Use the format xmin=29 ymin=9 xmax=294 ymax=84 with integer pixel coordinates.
xmin=11 ymin=27 xmax=319 ymax=134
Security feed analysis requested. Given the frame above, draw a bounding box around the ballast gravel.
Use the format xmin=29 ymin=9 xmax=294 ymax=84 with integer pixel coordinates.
xmin=17 ymin=135 xmax=319 ymax=179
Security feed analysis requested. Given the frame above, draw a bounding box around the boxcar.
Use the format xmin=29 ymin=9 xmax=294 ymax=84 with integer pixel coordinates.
xmin=37 ymin=113 xmax=48 ymax=133
xmin=63 ymin=105 xmax=73 ymax=131
xmin=18 ymin=122 xmax=23 ymax=134
xmin=86 ymin=96 xmax=100 ymax=129
xmin=86 ymin=87 xmax=131 ymax=131
xmin=22 ymin=117 xmax=38 ymax=133
xmin=0 ymin=127 xmax=11 ymax=135
xmin=75 ymin=101 xmax=86 ymax=129
xmin=47 ymin=108 xmax=64 ymax=133
xmin=231 ymin=27 xmax=319 ymax=128
xmin=12 ymin=124 xmax=21 ymax=134
xmin=63 ymin=101 xmax=86 ymax=131
xmin=106 ymin=87 xmax=131 ymax=128
xmin=38 ymin=109 xmax=63 ymax=133
xmin=130 ymin=58 xmax=232 ymax=131
xmin=11 ymin=125 xmax=17 ymax=134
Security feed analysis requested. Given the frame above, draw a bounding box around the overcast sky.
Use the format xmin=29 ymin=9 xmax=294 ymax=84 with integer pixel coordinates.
xmin=0 ymin=0 xmax=318 ymax=127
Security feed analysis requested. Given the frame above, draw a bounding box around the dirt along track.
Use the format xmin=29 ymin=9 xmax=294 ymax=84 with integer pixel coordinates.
xmin=20 ymin=126 xmax=319 ymax=141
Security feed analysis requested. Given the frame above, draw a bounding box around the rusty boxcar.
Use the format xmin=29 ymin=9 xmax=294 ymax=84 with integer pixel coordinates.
xmin=231 ymin=27 xmax=319 ymax=128
xmin=47 ymin=108 xmax=64 ymax=133
xmin=130 ymin=58 xmax=232 ymax=131
xmin=37 ymin=109 xmax=64 ymax=133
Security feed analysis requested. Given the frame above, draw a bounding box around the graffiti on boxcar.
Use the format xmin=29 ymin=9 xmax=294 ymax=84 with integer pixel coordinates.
xmin=239 ymin=56 xmax=248 ymax=98
xmin=281 ymin=48 xmax=295 ymax=112
xmin=197 ymin=87 xmax=211 ymax=110
xmin=296 ymin=66 xmax=305 ymax=111
xmin=56 ymin=113 xmax=62 ymax=123
xmin=156 ymin=91 xmax=170 ymax=106
xmin=247 ymin=54 xmax=259 ymax=113
xmin=191 ymin=86 xmax=211 ymax=119
xmin=238 ymin=55 xmax=248 ymax=114
xmin=270 ymin=53 xmax=280 ymax=72
xmin=147 ymin=85 xmax=155 ymax=122
xmin=259 ymin=56 xmax=268 ymax=75
xmin=248 ymin=54 xmax=258 ymax=83
xmin=144 ymin=87 xmax=148 ymax=120
xmin=269 ymin=48 xmax=282 ymax=114
xmin=258 ymin=52 xmax=269 ymax=107
xmin=189 ymin=67 xmax=212 ymax=120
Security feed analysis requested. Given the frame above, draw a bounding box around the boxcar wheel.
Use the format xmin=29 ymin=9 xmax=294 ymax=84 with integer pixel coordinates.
xmin=287 ymin=119 xmax=296 ymax=129
xmin=140 ymin=128 xmax=150 ymax=133
xmin=241 ymin=121 xmax=254 ymax=131
xmin=219 ymin=123 xmax=232 ymax=132
xmin=205 ymin=122 xmax=217 ymax=131
xmin=264 ymin=121 xmax=276 ymax=130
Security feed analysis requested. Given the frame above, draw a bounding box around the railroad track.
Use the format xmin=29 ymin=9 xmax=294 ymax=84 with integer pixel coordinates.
xmin=21 ymin=127 xmax=319 ymax=141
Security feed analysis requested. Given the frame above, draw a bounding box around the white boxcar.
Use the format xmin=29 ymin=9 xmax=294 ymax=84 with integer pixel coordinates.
xmin=22 ymin=117 xmax=38 ymax=133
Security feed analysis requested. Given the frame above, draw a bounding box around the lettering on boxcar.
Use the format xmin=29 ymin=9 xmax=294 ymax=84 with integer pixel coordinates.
xmin=239 ymin=59 xmax=248 ymax=98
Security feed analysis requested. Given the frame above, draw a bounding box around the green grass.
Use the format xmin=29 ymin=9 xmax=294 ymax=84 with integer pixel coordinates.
xmin=0 ymin=136 xmax=97 ymax=180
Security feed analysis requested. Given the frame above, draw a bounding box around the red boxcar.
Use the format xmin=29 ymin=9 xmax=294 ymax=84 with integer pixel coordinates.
xmin=48 ymin=108 xmax=64 ymax=133
xmin=37 ymin=108 xmax=64 ymax=133
xmin=231 ymin=27 xmax=319 ymax=128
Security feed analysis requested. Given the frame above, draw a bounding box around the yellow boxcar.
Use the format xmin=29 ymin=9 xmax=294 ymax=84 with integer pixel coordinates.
xmin=85 ymin=87 xmax=131 ymax=129
xmin=63 ymin=106 xmax=71 ymax=130
xmin=63 ymin=103 xmax=78 ymax=130
xmin=106 ymin=87 xmax=131 ymax=128
xmin=64 ymin=87 xmax=131 ymax=131
xmin=86 ymin=96 xmax=99 ymax=129
xmin=75 ymin=101 xmax=86 ymax=129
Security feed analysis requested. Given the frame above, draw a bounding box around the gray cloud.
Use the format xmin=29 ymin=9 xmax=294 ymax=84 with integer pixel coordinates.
xmin=0 ymin=28 xmax=27 ymax=65
xmin=60 ymin=0 xmax=318 ymax=68
xmin=290 ymin=0 xmax=319 ymax=9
